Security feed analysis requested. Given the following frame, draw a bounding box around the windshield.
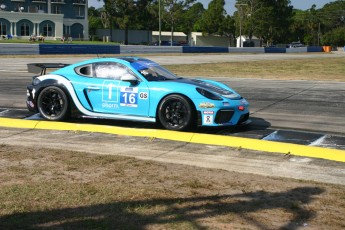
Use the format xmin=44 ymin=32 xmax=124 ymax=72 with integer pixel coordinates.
xmin=131 ymin=60 xmax=180 ymax=81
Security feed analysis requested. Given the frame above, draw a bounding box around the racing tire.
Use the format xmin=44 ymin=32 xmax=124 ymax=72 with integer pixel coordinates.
xmin=37 ymin=86 xmax=70 ymax=121
xmin=157 ymin=94 xmax=195 ymax=131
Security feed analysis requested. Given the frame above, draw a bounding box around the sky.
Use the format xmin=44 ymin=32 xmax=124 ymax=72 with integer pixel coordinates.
xmin=89 ymin=0 xmax=335 ymax=14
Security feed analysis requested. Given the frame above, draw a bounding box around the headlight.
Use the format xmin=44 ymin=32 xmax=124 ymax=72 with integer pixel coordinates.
xmin=32 ymin=77 xmax=41 ymax=86
xmin=196 ymin=88 xmax=222 ymax=100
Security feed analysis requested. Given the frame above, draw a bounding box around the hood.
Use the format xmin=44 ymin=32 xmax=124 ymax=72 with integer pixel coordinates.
xmin=172 ymin=78 xmax=242 ymax=99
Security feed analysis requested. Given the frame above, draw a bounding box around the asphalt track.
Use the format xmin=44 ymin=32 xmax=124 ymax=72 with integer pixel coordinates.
xmin=1 ymin=53 xmax=345 ymax=184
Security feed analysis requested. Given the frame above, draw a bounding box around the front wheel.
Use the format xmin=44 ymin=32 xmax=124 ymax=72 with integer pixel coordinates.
xmin=37 ymin=86 xmax=70 ymax=121
xmin=157 ymin=94 xmax=195 ymax=131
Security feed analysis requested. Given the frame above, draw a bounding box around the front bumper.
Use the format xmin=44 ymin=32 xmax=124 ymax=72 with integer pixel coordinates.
xmin=197 ymin=98 xmax=250 ymax=127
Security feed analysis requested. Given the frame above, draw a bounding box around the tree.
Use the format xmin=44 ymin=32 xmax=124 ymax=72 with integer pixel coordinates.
xmin=195 ymin=0 xmax=227 ymax=35
xmin=177 ymin=2 xmax=204 ymax=35
xmin=289 ymin=9 xmax=307 ymax=43
xmin=234 ymin=0 xmax=293 ymax=45
xmin=318 ymin=0 xmax=345 ymax=46
xmin=161 ymin=0 xmax=195 ymax=45
xmin=222 ymin=15 xmax=236 ymax=46
xmin=88 ymin=7 xmax=103 ymax=37
xmin=104 ymin=0 xmax=154 ymax=44
xmin=322 ymin=27 xmax=345 ymax=46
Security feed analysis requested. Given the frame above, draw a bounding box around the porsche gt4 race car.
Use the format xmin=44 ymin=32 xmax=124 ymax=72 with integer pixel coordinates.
xmin=26 ymin=57 xmax=250 ymax=131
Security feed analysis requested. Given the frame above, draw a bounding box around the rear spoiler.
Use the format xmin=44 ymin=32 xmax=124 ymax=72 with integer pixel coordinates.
xmin=27 ymin=63 xmax=70 ymax=75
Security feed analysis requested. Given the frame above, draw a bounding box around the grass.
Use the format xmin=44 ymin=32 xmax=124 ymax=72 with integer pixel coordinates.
xmin=163 ymin=56 xmax=345 ymax=82
xmin=1 ymin=144 xmax=345 ymax=229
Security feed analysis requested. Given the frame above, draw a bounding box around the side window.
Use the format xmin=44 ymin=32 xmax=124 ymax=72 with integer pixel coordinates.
xmin=75 ymin=65 xmax=93 ymax=77
xmin=94 ymin=62 xmax=137 ymax=80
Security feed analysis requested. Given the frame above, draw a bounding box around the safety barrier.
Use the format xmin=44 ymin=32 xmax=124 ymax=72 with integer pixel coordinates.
xmin=0 ymin=43 xmax=329 ymax=55
xmin=0 ymin=43 xmax=39 ymax=55
xmin=183 ymin=46 xmax=229 ymax=53
xmin=264 ymin=47 xmax=286 ymax=53
xmin=39 ymin=44 xmax=121 ymax=55
xmin=307 ymin=46 xmax=324 ymax=52
xmin=229 ymin=47 xmax=265 ymax=53
xmin=120 ymin=45 xmax=182 ymax=54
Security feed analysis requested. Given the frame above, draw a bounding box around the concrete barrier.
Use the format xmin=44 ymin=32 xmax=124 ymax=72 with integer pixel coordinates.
xmin=307 ymin=46 xmax=323 ymax=52
xmin=229 ymin=47 xmax=265 ymax=53
xmin=183 ymin=46 xmax=228 ymax=53
xmin=264 ymin=47 xmax=286 ymax=53
xmin=0 ymin=43 xmax=326 ymax=55
xmin=39 ymin=44 xmax=121 ymax=55
xmin=120 ymin=45 xmax=182 ymax=54
xmin=286 ymin=47 xmax=308 ymax=53
xmin=0 ymin=43 xmax=39 ymax=55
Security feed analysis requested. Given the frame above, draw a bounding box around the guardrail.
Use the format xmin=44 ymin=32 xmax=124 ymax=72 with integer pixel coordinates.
xmin=39 ymin=44 xmax=120 ymax=55
xmin=0 ymin=43 xmax=328 ymax=55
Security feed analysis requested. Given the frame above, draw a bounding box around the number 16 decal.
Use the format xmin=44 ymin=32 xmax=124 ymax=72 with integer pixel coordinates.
xmin=120 ymin=87 xmax=138 ymax=107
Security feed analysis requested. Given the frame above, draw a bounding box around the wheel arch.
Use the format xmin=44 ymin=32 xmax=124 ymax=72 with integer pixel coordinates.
xmin=155 ymin=93 xmax=197 ymax=118
xmin=36 ymin=79 xmax=78 ymax=117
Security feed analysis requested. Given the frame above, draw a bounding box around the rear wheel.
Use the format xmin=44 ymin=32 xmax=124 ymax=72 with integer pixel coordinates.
xmin=157 ymin=94 xmax=195 ymax=131
xmin=37 ymin=86 xmax=70 ymax=121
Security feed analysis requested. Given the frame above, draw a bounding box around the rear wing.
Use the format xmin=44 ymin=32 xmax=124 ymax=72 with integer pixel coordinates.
xmin=27 ymin=63 xmax=70 ymax=76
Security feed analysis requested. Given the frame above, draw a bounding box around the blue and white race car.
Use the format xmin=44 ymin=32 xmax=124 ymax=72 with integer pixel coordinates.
xmin=26 ymin=57 xmax=249 ymax=131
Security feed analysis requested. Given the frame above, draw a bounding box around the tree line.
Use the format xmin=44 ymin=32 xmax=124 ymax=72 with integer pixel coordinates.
xmin=88 ymin=0 xmax=345 ymax=46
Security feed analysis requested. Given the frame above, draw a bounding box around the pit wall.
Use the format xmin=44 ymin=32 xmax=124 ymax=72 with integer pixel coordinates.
xmin=0 ymin=44 xmax=327 ymax=55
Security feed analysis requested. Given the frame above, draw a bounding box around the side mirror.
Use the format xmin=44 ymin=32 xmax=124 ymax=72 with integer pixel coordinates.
xmin=121 ymin=74 xmax=138 ymax=84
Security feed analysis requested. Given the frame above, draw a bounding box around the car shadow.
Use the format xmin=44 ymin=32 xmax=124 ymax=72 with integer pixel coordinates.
xmin=0 ymin=186 xmax=324 ymax=229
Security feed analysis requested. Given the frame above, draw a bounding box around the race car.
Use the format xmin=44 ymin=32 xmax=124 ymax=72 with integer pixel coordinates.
xmin=26 ymin=57 xmax=250 ymax=131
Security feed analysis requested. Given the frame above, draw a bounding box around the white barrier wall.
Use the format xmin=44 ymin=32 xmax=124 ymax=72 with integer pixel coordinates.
xmin=0 ymin=44 xmax=39 ymax=55
xmin=286 ymin=47 xmax=308 ymax=53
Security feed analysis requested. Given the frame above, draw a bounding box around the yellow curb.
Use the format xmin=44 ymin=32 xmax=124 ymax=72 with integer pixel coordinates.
xmin=1 ymin=117 xmax=345 ymax=163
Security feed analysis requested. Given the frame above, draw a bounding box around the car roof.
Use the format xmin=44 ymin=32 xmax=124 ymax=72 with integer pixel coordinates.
xmin=55 ymin=57 xmax=160 ymax=74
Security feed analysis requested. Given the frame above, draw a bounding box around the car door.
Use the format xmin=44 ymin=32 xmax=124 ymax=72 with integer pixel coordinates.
xmin=86 ymin=62 xmax=150 ymax=117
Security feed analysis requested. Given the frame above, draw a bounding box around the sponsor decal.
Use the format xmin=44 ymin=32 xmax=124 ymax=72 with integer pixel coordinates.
xmin=203 ymin=111 xmax=214 ymax=115
xmin=102 ymin=81 xmax=120 ymax=103
xmin=199 ymin=102 xmax=215 ymax=108
xmin=203 ymin=115 xmax=214 ymax=125
xmin=124 ymin=87 xmax=134 ymax=92
xmin=102 ymin=103 xmax=119 ymax=109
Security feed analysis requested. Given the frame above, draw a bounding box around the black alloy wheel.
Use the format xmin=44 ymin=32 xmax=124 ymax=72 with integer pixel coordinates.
xmin=158 ymin=94 xmax=195 ymax=131
xmin=37 ymin=86 xmax=70 ymax=121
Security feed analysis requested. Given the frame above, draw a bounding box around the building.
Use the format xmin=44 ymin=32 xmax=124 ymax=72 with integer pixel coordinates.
xmin=0 ymin=0 xmax=88 ymax=40
xmin=236 ymin=35 xmax=261 ymax=47
xmin=152 ymin=31 xmax=187 ymax=45
xmin=190 ymin=32 xmax=230 ymax=47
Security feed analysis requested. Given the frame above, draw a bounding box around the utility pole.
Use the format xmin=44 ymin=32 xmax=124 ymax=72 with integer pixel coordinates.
xmin=236 ymin=4 xmax=247 ymax=48
xmin=159 ymin=0 xmax=162 ymax=46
